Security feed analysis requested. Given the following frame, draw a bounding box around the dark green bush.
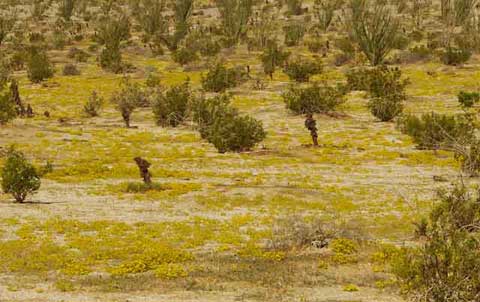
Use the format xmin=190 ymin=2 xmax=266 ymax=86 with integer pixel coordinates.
xmin=1 ymin=147 xmax=41 ymax=203
xmin=201 ymin=63 xmax=248 ymax=93
xmin=440 ymin=46 xmax=471 ymax=65
xmin=397 ymin=112 xmax=474 ymax=150
xmin=26 ymin=46 xmax=54 ymax=83
xmin=152 ymin=81 xmax=191 ymax=127
xmin=392 ymin=182 xmax=480 ymax=302
xmin=458 ymin=91 xmax=480 ymax=108
xmin=282 ymin=82 xmax=347 ymax=114
xmin=366 ymin=66 xmax=408 ymax=121
xmin=110 ymin=80 xmax=147 ymax=127
xmin=172 ymin=47 xmax=199 ymax=65
xmin=192 ymin=95 xmax=266 ymax=153
xmin=283 ymin=22 xmax=306 ymax=47
xmin=84 ymin=91 xmax=104 ymax=117
xmin=0 ymin=86 xmax=15 ymax=124
xmin=283 ymin=58 xmax=322 ymax=82
xmin=261 ymin=40 xmax=290 ymax=79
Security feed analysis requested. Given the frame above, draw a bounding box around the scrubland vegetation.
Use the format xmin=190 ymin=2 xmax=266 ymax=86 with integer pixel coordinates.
xmin=1 ymin=0 xmax=480 ymax=301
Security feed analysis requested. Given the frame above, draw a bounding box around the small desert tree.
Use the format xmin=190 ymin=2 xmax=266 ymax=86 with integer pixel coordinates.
xmin=346 ymin=0 xmax=400 ymax=65
xmin=201 ymin=63 xmax=248 ymax=93
xmin=216 ymin=0 xmax=253 ymax=47
xmin=152 ymin=81 xmax=191 ymax=127
xmin=1 ymin=147 xmax=41 ymax=203
xmin=111 ymin=80 xmax=146 ymax=127
xmin=366 ymin=66 xmax=409 ymax=122
xmin=84 ymin=91 xmax=104 ymax=117
xmin=261 ymin=40 xmax=290 ymax=79
xmin=26 ymin=46 xmax=54 ymax=83
xmin=0 ymin=84 xmax=16 ymax=124
xmin=97 ymin=15 xmax=130 ymax=73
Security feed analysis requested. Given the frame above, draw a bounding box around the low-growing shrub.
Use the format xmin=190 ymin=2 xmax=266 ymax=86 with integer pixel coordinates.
xmin=111 ymin=80 xmax=147 ymax=127
xmin=282 ymin=82 xmax=347 ymax=114
xmin=83 ymin=91 xmax=104 ymax=117
xmin=283 ymin=57 xmax=322 ymax=82
xmin=284 ymin=22 xmax=306 ymax=47
xmin=367 ymin=66 xmax=408 ymax=121
xmin=201 ymin=63 xmax=248 ymax=93
xmin=397 ymin=112 xmax=475 ymax=150
xmin=172 ymin=47 xmax=199 ymax=65
xmin=67 ymin=47 xmax=90 ymax=63
xmin=458 ymin=91 xmax=480 ymax=108
xmin=392 ymin=182 xmax=480 ymax=301
xmin=0 ymin=87 xmax=16 ymax=124
xmin=261 ymin=40 xmax=290 ymax=79
xmin=192 ymin=95 xmax=266 ymax=153
xmin=152 ymin=81 xmax=191 ymax=127
xmin=26 ymin=46 xmax=54 ymax=83
xmin=62 ymin=64 xmax=80 ymax=76
xmin=1 ymin=147 xmax=41 ymax=203
xmin=440 ymin=46 xmax=471 ymax=66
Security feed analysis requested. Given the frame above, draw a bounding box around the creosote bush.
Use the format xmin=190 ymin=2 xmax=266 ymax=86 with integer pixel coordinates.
xmin=1 ymin=147 xmax=41 ymax=203
xmin=84 ymin=91 xmax=104 ymax=117
xmin=192 ymin=95 xmax=266 ymax=153
xmin=393 ymin=182 xmax=480 ymax=302
xmin=0 ymin=83 xmax=15 ymax=124
xmin=397 ymin=112 xmax=474 ymax=150
xmin=282 ymin=82 xmax=347 ymax=114
xmin=366 ymin=66 xmax=409 ymax=122
xmin=201 ymin=63 xmax=248 ymax=93
xmin=152 ymin=81 xmax=191 ymax=127
xmin=26 ymin=46 xmax=54 ymax=83
xmin=261 ymin=40 xmax=290 ymax=79
xmin=111 ymin=80 xmax=147 ymax=127
xmin=283 ymin=57 xmax=322 ymax=82
xmin=458 ymin=91 xmax=480 ymax=108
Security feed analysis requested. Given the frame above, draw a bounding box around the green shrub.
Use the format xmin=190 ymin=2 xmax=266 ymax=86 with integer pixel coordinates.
xmin=125 ymin=182 xmax=164 ymax=193
xmin=392 ymin=182 xmax=480 ymax=302
xmin=283 ymin=57 xmax=322 ymax=82
xmin=111 ymin=80 xmax=147 ymax=127
xmin=440 ymin=46 xmax=471 ymax=65
xmin=366 ymin=66 xmax=408 ymax=121
xmin=455 ymin=139 xmax=480 ymax=176
xmin=62 ymin=63 xmax=80 ymax=76
xmin=0 ymin=86 xmax=15 ymax=124
xmin=83 ymin=91 xmax=104 ymax=117
xmin=397 ymin=113 xmax=474 ymax=150
xmin=192 ymin=95 xmax=266 ymax=153
xmin=201 ymin=63 xmax=247 ymax=93
xmin=283 ymin=22 xmax=306 ymax=47
xmin=345 ymin=67 xmax=373 ymax=91
xmin=152 ymin=81 xmax=191 ymax=127
xmin=458 ymin=91 xmax=480 ymax=108
xmin=282 ymin=83 xmax=347 ymax=114
xmin=261 ymin=40 xmax=290 ymax=79
xmin=172 ymin=47 xmax=199 ymax=65
xmin=26 ymin=46 xmax=54 ymax=83
xmin=1 ymin=147 xmax=41 ymax=203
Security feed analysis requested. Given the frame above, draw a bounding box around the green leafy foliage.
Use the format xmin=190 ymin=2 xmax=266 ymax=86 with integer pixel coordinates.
xmin=192 ymin=95 xmax=266 ymax=153
xmin=283 ymin=57 xmax=322 ymax=82
xmin=152 ymin=81 xmax=191 ymax=127
xmin=282 ymin=82 xmax=347 ymax=114
xmin=393 ymin=182 xmax=480 ymax=302
xmin=26 ymin=46 xmax=54 ymax=83
xmin=397 ymin=112 xmax=475 ymax=150
xmin=201 ymin=63 xmax=248 ymax=93
xmin=1 ymin=147 xmax=41 ymax=203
